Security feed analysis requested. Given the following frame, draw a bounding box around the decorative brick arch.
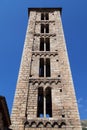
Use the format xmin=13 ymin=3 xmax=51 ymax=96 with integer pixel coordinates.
xmin=37 ymin=122 xmax=44 ymax=128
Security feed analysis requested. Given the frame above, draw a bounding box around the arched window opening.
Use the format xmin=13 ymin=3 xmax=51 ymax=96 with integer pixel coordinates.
xmin=37 ymin=87 xmax=44 ymax=117
xmin=45 ymin=13 xmax=49 ymax=20
xmin=46 ymin=24 xmax=49 ymax=33
xmin=40 ymin=38 xmax=44 ymax=51
xmin=41 ymin=13 xmax=44 ymax=20
xmin=39 ymin=58 xmax=51 ymax=77
xmin=41 ymin=24 xmax=44 ymax=33
xmin=40 ymin=38 xmax=50 ymax=51
xmin=37 ymin=87 xmax=52 ymax=118
xmin=46 ymin=38 xmax=50 ymax=51
xmin=41 ymin=13 xmax=49 ymax=20
xmin=46 ymin=87 xmax=52 ymax=117
xmin=46 ymin=59 xmax=51 ymax=77
xmin=41 ymin=24 xmax=49 ymax=33
xmin=39 ymin=58 xmax=44 ymax=77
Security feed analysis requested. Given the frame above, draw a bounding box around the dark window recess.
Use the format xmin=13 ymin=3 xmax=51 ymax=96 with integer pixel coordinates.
xmin=46 ymin=24 xmax=49 ymax=33
xmin=46 ymin=58 xmax=51 ymax=77
xmin=37 ymin=87 xmax=44 ymax=117
xmin=40 ymin=38 xmax=44 ymax=51
xmin=62 ymin=115 xmax=65 ymax=118
xmin=45 ymin=13 xmax=49 ymax=20
xmin=60 ymin=89 xmax=62 ymax=92
xmin=41 ymin=24 xmax=49 ymax=33
xmin=40 ymin=38 xmax=50 ymax=51
xmin=41 ymin=13 xmax=49 ymax=20
xmin=41 ymin=13 xmax=44 ymax=20
xmin=39 ymin=58 xmax=44 ymax=77
xmin=46 ymin=38 xmax=50 ymax=51
xmin=46 ymin=87 xmax=52 ymax=117
xmin=41 ymin=24 xmax=44 ymax=33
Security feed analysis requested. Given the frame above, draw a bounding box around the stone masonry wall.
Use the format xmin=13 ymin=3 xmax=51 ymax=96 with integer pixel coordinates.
xmin=11 ymin=11 xmax=37 ymax=130
xmin=11 ymin=8 xmax=82 ymax=130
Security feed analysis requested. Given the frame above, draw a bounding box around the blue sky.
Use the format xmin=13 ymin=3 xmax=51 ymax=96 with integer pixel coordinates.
xmin=0 ymin=0 xmax=87 ymax=120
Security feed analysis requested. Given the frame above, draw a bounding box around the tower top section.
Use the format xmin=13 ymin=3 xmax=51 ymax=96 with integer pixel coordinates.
xmin=28 ymin=7 xmax=62 ymax=16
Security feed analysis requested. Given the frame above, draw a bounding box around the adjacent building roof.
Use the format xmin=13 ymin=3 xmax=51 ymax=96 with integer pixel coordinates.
xmin=0 ymin=96 xmax=11 ymax=127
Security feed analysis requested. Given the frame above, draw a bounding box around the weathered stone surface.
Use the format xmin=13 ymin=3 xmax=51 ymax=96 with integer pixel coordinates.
xmin=11 ymin=8 xmax=82 ymax=130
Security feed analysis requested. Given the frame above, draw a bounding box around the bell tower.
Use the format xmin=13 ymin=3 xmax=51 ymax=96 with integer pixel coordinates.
xmin=11 ymin=8 xmax=82 ymax=130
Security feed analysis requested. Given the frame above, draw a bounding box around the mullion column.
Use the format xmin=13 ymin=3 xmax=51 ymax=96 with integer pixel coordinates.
xmin=44 ymin=58 xmax=46 ymax=77
xmin=44 ymin=38 xmax=46 ymax=52
xmin=44 ymin=92 xmax=46 ymax=118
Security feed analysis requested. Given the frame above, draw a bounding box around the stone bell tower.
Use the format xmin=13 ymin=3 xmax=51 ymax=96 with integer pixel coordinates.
xmin=11 ymin=8 xmax=82 ymax=130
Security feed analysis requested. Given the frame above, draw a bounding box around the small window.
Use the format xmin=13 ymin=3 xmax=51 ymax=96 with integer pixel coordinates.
xmin=37 ymin=87 xmax=52 ymax=118
xmin=46 ymin=24 xmax=49 ymax=33
xmin=39 ymin=58 xmax=44 ymax=77
xmin=46 ymin=38 xmax=50 ymax=51
xmin=46 ymin=58 xmax=51 ymax=77
xmin=39 ymin=58 xmax=51 ymax=77
xmin=41 ymin=13 xmax=49 ymax=20
xmin=40 ymin=38 xmax=50 ymax=51
xmin=60 ymin=89 xmax=62 ymax=92
xmin=45 ymin=13 xmax=49 ymax=20
xmin=40 ymin=38 xmax=44 ymax=51
xmin=46 ymin=87 xmax=52 ymax=117
xmin=41 ymin=24 xmax=44 ymax=33
xmin=41 ymin=24 xmax=49 ymax=33
xmin=62 ymin=115 xmax=65 ymax=118
xmin=41 ymin=13 xmax=44 ymax=20
xmin=37 ymin=87 xmax=44 ymax=117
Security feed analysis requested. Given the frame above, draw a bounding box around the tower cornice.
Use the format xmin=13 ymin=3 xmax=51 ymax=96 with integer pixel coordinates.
xmin=28 ymin=7 xmax=62 ymax=16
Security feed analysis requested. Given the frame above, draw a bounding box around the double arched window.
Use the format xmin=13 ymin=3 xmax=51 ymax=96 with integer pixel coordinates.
xmin=41 ymin=13 xmax=49 ymax=20
xmin=41 ymin=24 xmax=49 ymax=33
xmin=39 ymin=58 xmax=51 ymax=77
xmin=40 ymin=38 xmax=50 ymax=51
xmin=37 ymin=87 xmax=52 ymax=118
